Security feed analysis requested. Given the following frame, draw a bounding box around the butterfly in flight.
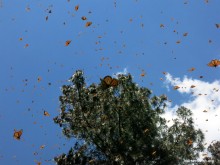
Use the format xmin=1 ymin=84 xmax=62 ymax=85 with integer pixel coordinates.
xmin=44 ymin=110 xmax=50 ymax=116
xmin=13 ymin=129 xmax=23 ymax=140
xmin=207 ymin=59 xmax=220 ymax=67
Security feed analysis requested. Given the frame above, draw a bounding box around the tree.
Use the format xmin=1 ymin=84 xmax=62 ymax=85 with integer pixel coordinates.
xmin=199 ymin=141 xmax=220 ymax=165
xmin=53 ymin=70 xmax=205 ymax=165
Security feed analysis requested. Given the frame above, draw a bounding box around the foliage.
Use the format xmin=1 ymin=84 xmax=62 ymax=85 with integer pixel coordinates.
xmin=199 ymin=141 xmax=220 ymax=165
xmin=53 ymin=70 xmax=205 ymax=165
xmin=208 ymin=141 xmax=220 ymax=164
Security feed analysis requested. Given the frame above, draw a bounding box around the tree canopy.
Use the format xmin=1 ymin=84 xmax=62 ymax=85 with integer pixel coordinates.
xmin=54 ymin=70 xmax=205 ymax=165
xmin=199 ymin=141 xmax=220 ymax=165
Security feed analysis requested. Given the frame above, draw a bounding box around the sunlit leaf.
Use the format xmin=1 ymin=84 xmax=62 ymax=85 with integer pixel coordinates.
xmin=152 ymin=151 xmax=156 ymax=155
xmin=143 ymin=128 xmax=149 ymax=133
xmin=202 ymin=153 xmax=208 ymax=157
xmin=88 ymin=159 xmax=95 ymax=163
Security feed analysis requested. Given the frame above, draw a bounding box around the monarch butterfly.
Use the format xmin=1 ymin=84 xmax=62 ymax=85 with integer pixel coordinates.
xmin=102 ymin=76 xmax=118 ymax=89
xmin=215 ymin=24 xmax=220 ymax=28
xmin=183 ymin=32 xmax=188 ymax=36
xmin=81 ymin=16 xmax=87 ymax=20
xmin=187 ymin=139 xmax=193 ymax=145
xmin=37 ymin=76 xmax=42 ymax=82
xmin=24 ymin=43 xmax=29 ymax=48
xmin=75 ymin=5 xmax=79 ymax=11
xmin=173 ymin=86 xmax=180 ymax=90
xmin=40 ymin=145 xmax=45 ymax=149
xmin=207 ymin=59 xmax=220 ymax=67
xmin=176 ymin=40 xmax=181 ymax=44
xmin=44 ymin=110 xmax=50 ymax=116
xmin=85 ymin=21 xmax=92 ymax=27
xmin=13 ymin=129 xmax=23 ymax=140
xmin=188 ymin=67 xmax=195 ymax=72
xmin=65 ymin=40 xmax=71 ymax=46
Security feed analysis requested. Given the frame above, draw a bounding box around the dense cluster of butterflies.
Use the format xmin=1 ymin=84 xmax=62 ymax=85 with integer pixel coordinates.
xmin=101 ymin=76 xmax=119 ymax=89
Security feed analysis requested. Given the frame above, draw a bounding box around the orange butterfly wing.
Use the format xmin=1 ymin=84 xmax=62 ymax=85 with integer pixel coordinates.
xmin=215 ymin=60 xmax=220 ymax=66
xmin=65 ymin=40 xmax=71 ymax=46
xmin=85 ymin=22 xmax=92 ymax=27
xmin=103 ymin=76 xmax=112 ymax=85
xmin=187 ymin=139 xmax=193 ymax=145
xmin=102 ymin=76 xmax=118 ymax=89
xmin=110 ymin=78 xmax=119 ymax=87
xmin=44 ymin=110 xmax=50 ymax=116
xmin=81 ymin=16 xmax=87 ymax=20
xmin=75 ymin=5 xmax=79 ymax=11
xmin=173 ymin=86 xmax=180 ymax=90
xmin=14 ymin=129 xmax=23 ymax=140
xmin=208 ymin=59 xmax=220 ymax=67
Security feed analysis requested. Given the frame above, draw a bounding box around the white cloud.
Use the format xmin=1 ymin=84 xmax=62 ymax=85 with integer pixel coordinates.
xmin=114 ymin=68 xmax=128 ymax=77
xmin=163 ymin=73 xmax=220 ymax=155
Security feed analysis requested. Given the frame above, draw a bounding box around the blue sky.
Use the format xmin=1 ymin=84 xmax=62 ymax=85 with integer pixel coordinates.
xmin=1 ymin=0 xmax=220 ymax=164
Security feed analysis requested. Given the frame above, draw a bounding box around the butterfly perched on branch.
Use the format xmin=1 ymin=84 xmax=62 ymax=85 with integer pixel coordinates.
xmin=101 ymin=76 xmax=119 ymax=89
xmin=187 ymin=139 xmax=193 ymax=146
xmin=207 ymin=59 xmax=220 ymax=67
